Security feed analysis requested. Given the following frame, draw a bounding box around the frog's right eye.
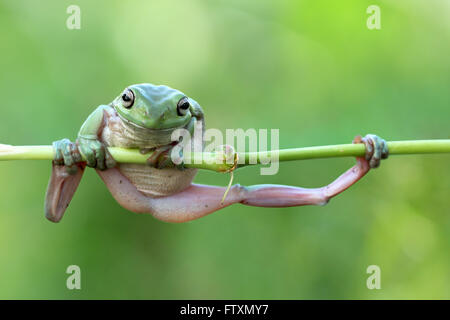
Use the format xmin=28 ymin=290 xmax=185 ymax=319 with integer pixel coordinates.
xmin=121 ymin=89 xmax=135 ymax=108
xmin=177 ymin=97 xmax=190 ymax=116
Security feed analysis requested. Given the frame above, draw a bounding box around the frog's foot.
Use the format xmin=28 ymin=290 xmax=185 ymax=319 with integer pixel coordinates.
xmin=142 ymin=143 xmax=181 ymax=169
xmin=45 ymin=162 xmax=85 ymax=222
xmin=53 ymin=138 xmax=83 ymax=174
xmin=46 ymin=138 xmax=86 ymax=222
xmin=77 ymin=137 xmax=116 ymax=170
xmin=353 ymin=134 xmax=389 ymax=168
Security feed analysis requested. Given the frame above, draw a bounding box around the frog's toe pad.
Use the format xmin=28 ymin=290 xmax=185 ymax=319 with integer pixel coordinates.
xmin=361 ymin=134 xmax=389 ymax=168
xmin=146 ymin=145 xmax=173 ymax=169
xmin=52 ymin=139 xmax=82 ymax=173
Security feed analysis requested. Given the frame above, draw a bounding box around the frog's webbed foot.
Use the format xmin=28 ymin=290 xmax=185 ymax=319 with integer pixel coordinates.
xmin=77 ymin=137 xmax=116 ymax=170
xmin=353 ymin=134 xmax=389 ymax=168
xmin=46 ymin=138 xmax=86 ymax=223
xmin=45 ymin=162 xmax=85 ymax=222
xmin=141 ymin=142 xmax=183 ymax=170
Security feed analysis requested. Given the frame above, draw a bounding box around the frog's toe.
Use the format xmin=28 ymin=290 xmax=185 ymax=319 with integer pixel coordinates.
xmin=362 ymin=134 xmax=389 ymax=168
xmin=146 ymin=145 xmax=173 ymax=169
xmin=53 ymin=139 xmax=69 ymax=165
xmin=52 ymin=139 xmax=81 ymax=173
xmin=93 ymin=144 xmax=107 ymax=170
xmin=139 ymin=147 xmax=156 ymax=155
xmin=62 ymin=141 xmax=77 ymax=167
xmin=78 ymin=143 xmax=96 ymax=168
xmin=105 ymin=150 xmax=117 ymax=169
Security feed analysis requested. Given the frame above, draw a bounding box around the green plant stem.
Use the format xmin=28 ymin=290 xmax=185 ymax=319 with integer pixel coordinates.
xmin=0 ymin=140 xmax=449 ymax=173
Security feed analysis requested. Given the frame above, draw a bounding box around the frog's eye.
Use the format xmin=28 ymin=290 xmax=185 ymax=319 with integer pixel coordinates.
xmin=177 ymin=97 xmax=190 ymax=116
xmin=121 ymin=89 xmax=134 ymax=109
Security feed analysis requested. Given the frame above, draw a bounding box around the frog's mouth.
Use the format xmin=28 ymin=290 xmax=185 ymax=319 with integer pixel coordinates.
xmin=117 ymin=111 xmax=188 ymax=132
xmin=116 ymin=111 xmax=192 ymax=148
xmin=117 ymin=113 xmax=187 ymax=147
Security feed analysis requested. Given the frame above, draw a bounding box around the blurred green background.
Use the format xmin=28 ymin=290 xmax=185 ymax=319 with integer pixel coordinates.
xmin=0 ymin=0 xmax=448 ymax=299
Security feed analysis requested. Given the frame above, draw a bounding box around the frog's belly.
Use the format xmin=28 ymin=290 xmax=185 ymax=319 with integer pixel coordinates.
xmin=118 ymin=164 xmax=197 ymax=197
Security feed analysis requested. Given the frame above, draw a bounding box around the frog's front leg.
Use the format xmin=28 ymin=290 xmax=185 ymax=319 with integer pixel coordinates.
xmin=97 ymin=135 xmax=388 ymax=223
xmin=77 ymin=105 xmax=116 ymax=170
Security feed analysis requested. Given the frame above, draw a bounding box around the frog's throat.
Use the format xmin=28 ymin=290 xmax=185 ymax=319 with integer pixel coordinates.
xmin=116 ymin=111 xmax=186 ymax=145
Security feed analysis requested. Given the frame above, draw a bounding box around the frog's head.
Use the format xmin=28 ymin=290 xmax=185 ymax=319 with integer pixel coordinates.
xmin=112 ymin=83 xmax=198 ymax=130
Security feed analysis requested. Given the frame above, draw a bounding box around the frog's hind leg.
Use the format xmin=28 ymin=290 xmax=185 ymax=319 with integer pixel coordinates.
xmin=96 ymin=158 xmax=370 ymax=223
xmin=96 ymin=134 xmax=387 ymax=223
xmin=45 ymin=163 xmax=86 ymax=222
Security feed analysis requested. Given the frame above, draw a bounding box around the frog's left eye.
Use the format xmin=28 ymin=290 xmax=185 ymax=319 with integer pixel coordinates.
xmin=177 ymin=97 xmax=190 ymax=116
xmin=121 ymin=89 xmax=135 ymax=108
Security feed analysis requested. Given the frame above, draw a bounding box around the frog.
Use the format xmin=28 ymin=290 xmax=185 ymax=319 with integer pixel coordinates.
xmin=45 ymin=83 xmax=389 ymax=223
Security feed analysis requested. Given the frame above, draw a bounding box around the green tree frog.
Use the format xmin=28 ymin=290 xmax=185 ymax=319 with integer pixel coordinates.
xmin=45 ymin=83 xmax=388 ymax=223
